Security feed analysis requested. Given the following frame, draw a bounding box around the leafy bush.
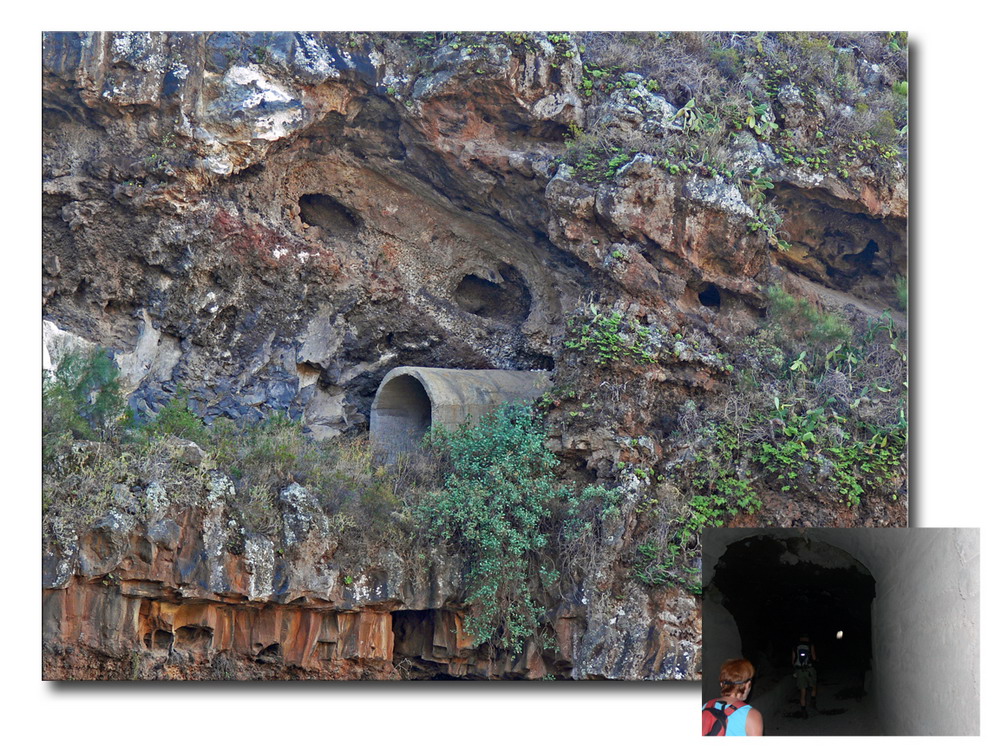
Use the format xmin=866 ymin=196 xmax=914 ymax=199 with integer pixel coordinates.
xmin=561 ymin=484 xmax=624 ymax=543
xmin=561 ymin=123 xmax=634 ymax=183
xmin=416 ymin=403 xmax=565 ymax=653
xmin=43 ymin=347 xmax=131 ymax=464
xmin=634 ymin=539 xmax=702 ymax=594
xmin=210 ymin=414 xmax=304 ymax=487
xmin=237 ymin=484 xmax=280 ymax=535
xmin=672 ymin=420 xmax=762 ymax=549
xmin=209 ymin=416 xmax=408 ymax=538
xmin=666 ymin=397 xmax=905 ymax=558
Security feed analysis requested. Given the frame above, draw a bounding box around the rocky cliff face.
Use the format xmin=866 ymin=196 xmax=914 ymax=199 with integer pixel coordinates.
xmin=42 ymin=32 xmax=907 ymax=680
xmin=43 ymin=444 xmax=697 ymax=680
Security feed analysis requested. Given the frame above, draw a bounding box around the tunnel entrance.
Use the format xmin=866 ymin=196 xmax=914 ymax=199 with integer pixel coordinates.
xmin=704 ymin=532 xmax=877 ymax=735
xmin=255 ymin=642 xmax=283 ymax=663
xmin=298 ymin=193 xmax=362 ymax=234
xmin=453 ymin=265 xmax=532 ymax=325
xmin=174 ymin=625 xmax=214 ymax=656
xmin=370 ymin=367 xmax=552 ymax=463
xmin=368 ymin=373 xmax=432 ymax=458
xmin=711 ymin=535 xmax=875 ymax=671
xmin=144 ymin=629 xmax=173 ymax=651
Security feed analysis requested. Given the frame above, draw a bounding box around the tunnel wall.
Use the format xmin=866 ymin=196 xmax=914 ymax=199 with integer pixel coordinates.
xmin=703 ymin=528 xmax=980 ymax=736
xmin=700 ymin=587 xmax=743 ymax=696
xmin=370 ymin=366 xmax=552 ymax=460
xmin=868 ymin=529 xmax=980 ymax=736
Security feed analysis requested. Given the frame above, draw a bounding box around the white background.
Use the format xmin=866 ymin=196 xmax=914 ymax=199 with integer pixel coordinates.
xmin=7 ymin=3 xmax=990 ymax=744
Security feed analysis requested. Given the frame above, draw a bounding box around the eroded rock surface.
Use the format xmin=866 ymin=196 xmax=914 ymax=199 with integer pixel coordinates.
xmin=43 ymin=484 xmax=698 ymax=680
xmin=42 ymin=32 xmax=907 ymax=680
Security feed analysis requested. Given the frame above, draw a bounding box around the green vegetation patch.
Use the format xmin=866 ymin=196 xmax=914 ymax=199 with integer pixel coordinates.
xmin=416 ymin=403 xmax=564 ymax=654
xmin=649 ymin=285 xmax=906 ymax=589
xmin=564 ymin=304 xmax=657 ymax=365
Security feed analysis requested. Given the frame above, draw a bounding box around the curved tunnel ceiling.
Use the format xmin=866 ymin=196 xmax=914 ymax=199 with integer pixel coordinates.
xmin=704 ymin=528 xmax=893 ymax=587
xmin=713 ymin=536 xmax=874 ymax=636
xmin=707 ymin=531 xmax=876 ymax=672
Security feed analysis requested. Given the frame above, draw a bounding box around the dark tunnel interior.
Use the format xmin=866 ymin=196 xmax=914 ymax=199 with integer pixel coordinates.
xmin=709 ymin=535 xmax=876 ymax=727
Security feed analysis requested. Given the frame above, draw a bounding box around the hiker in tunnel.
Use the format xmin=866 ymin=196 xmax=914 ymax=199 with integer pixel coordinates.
xmin=792 ymin=633 xmax=818 ymax=717
xmin=703 ymin=529 xmax=980 ymax=736
xmin=702 ymin=658 xmax=764 ymax=736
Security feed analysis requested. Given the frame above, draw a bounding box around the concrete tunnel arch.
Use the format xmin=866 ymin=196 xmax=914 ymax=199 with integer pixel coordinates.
xmin=370 ymin=366 xmax=552 ymax=461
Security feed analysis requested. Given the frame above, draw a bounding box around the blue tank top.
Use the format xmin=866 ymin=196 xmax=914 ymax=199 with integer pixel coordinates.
xmin=703 ymin=699 xmax=753 ymax=736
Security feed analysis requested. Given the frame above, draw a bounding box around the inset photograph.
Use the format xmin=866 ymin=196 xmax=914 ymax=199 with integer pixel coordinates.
xmin=701 ymin=528 xmax=979 ymax=736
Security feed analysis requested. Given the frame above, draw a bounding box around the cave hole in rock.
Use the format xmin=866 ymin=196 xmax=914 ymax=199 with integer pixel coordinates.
xmin=43 ymin=105 xmax=74 ymax=130
xmin=535 ymin=121 xmax=571 ymax=142
xmin=43 ymin=192 xmax=72 ymax=220
xmin=136 ymin=536 xmax=153 ymax=564
xmin=845 ymin=239 xmax=880 ymax=274
xmin=698 ymin=283 xmax=722 ymax=309
xmin=174 ymin=625 xmax=214 ymax=654
xmin=231 ymin=162 xmax=266 ymax=183
xmin=298 ymin=193 xmax=361 ymax=234
xmin=453 ymin=265 xmax=532 ymax=324
xmin=144 ymin=629 xmax=173 ymax=651
xmin=391 ymin=610 xmax=465 ymax=680
xmin=256 ymin=643 xmax=282 ymax=662
xmin=392 ymin=610 xmax=434 ymax=658
xmin=529 ymin=353 xmax=555 ymax=372
xmin=705 ymin=533 xmax=875 ymax=733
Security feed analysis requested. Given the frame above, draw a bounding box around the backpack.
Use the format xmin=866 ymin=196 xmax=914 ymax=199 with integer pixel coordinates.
xmin=796 ymin=643 xmax=811 ymax=667
xmin=702 ymin=699 xmax=746 ymax=736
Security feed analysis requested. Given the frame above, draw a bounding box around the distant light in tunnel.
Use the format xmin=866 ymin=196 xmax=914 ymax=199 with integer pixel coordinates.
xmin=837 ymin=630 xmax=844 ymax=639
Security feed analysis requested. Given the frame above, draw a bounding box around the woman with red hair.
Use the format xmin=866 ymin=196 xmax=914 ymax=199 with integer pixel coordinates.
xmin=702 ymin=658 xmax=764 ymax=736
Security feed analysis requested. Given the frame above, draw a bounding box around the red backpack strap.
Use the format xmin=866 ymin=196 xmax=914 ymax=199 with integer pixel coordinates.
xmin=722 ymin=700 xmax=745 ymax=716
xmin=703 ymin=699 xmax=745 ymax=736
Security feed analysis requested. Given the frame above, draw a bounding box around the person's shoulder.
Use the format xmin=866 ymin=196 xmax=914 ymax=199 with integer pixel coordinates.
xmin=746 ymin=705 xmax=764 ymax=736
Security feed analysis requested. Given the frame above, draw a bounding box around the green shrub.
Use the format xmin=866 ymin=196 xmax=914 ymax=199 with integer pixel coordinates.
xmin=677 ymin=421 xmax=762 ymax=547
xmin=43 ymin=348 xmax=131 ymax=461
xmin=210 ymin=414 xmax=416 ymax=544
xmin=238 ymin=484 xmax=280 ymax=535
xmin=561 ymin=123 xmax=634 ymax=183
xmin=561 ymin=484 xmax=624 ymax=543
xmin=573 ymin=31 xmax=906 ymax=196
xmin=665 ymin=403 xmax=905 ymax=551
xmin=137 ymin=388 xmax=208 ymax=445
xmin=417 ymin=403 xmax=565 ymax=653
xmin=634 ymin=539 xmax=702 ymax=594
xmin=212 ymin=414 xmax=330 ymax=495
xmin=709 ymin=46 xmax=744 ymax=78
xmin=766 ymin=285 xmax=853 ymax=349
